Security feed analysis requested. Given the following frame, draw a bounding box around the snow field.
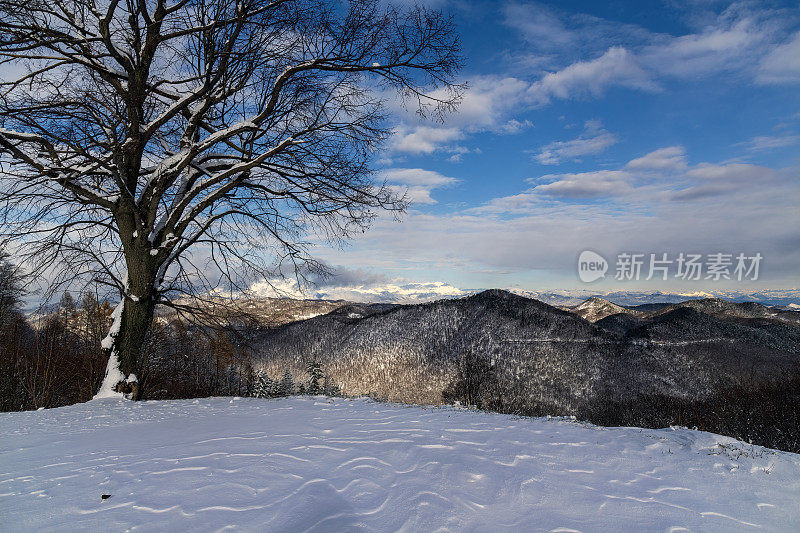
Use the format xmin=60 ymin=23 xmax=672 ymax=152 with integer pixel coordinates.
xmin=1 ymin=396 xmax=799 ymax=532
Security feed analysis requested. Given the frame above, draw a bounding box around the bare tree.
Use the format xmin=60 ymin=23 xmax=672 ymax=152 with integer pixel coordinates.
xmin=0 ymin=0 xmax=462 ymax=398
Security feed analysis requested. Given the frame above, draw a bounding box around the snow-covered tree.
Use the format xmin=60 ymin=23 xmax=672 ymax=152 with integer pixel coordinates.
xmin=0 ymin=0 xmax=462 ymax=399
xmin=306 ymin=360 xmax=323 ymax=394
xmin=278 ymin=369 xmax=294 ymax=397
xmin=252 ymin=371 xmax=273 ymax=399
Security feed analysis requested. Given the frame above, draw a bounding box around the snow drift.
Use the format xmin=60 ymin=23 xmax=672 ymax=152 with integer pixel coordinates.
xmin=1 ymin=397 xmax=799 ymax=531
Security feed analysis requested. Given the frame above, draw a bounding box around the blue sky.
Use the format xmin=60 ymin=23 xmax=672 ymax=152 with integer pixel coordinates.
xmin=308 ymin=0 xmax=800 ymax=297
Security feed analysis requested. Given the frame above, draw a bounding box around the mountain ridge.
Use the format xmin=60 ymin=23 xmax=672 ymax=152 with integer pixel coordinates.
xmin=249 ymin=289 xmax=800 ymax=413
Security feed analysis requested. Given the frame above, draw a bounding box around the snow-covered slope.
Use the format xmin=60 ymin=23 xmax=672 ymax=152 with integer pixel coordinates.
xmin=2 ymin=397 xmax=799 ymax=532
xmin=570 ymin=296 xmax=641 ymax=322
xmin=252 ymin=290 xmax=800 ymax=408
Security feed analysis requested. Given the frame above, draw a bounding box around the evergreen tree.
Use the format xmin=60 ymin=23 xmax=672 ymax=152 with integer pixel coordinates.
xmin=306 ymin=360 xmax=323 ymax=395
xmin=0 ymin=250 xmax=25 ymax=326
xmin=250 ymin=371 xmax=262 ymax=398
xmin=278 ymin=369 xmax=294 ymax=397
xmin=252 ymin=371 xmax=273 ymax=399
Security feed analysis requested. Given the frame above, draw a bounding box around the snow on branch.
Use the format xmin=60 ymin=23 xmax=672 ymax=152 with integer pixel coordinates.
xmin=1 ymin=0 xmax=462 ymax=388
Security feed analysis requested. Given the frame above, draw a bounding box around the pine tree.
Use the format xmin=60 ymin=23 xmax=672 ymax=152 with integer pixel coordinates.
xmin=278 ymin=369 xmax=294 ymax=397
xmin=251 ymin=371 xmax=262 ymax=398
xmin=306 ymin=360 xmax=323 ymax=395
xmin=252 ymin=371 xmax=273 ymax=399
xmin=242 ymin=368 xmax=254 ymax=398
xmin=240 ymin=364 xmax=255 ymax=398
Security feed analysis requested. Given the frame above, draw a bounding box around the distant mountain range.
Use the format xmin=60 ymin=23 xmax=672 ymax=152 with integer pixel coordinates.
xmin=150 ymin=287 xmax=800 ymax=330
xmin=243 ymin=278 xmax=800 ymax=307
xmin=505 ymin=288 xmax=800 ymax=307
xmin=561 ymin=296 xmax=800 ymax=324
xmin=248 ymin=290 xmax=800 ymax=414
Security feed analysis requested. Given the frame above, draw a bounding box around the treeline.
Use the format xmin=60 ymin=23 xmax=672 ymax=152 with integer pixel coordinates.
xmin=1 ymin=251 xmax=111 ymax=410
xmin=442 ymin=350 xmax=800 ymax=453
xmin=580 ymin=373 xmax=800 ymax=455
xmin=0 ymin=300 xmax=340 ymax=409
xmin=250 ymin=362 xmax=341 ymax=399
xmin=0 ymin=253 xmax=338 ymax=409
xmin=0 ymin=289 xmax=109 ymax=411
xmin=0 ymin=286 xmax=252 ymax=409
xmin=3 ymin=254 xmax=797 ymax=453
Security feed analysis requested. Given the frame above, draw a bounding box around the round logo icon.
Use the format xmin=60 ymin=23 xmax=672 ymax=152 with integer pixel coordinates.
xmin=578 ymin=250 xmax=608 ymax=283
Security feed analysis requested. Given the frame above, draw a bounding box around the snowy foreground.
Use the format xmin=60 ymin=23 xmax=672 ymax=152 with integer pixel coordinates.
xmin=2 ymin=397 xmax=799 ymax=532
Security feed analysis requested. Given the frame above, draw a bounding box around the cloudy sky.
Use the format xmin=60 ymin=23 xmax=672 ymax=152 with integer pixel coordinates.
xmin=307 ymin=0 xmax=800 ymax=298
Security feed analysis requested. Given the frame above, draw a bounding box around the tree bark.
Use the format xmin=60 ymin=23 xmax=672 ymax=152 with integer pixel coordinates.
xmin=114 ymin=297 xmax=154 ymax=395
xmin=1 ymin=0 xmax=461 ymax=402
xmin=109 ymin=240 xmax=158 ymax=400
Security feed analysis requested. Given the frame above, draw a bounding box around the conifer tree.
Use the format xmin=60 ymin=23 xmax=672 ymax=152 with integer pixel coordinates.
xmin=279 ymin=370 xmax=294 ymax=397
xmin=253 ymin=371 xmax=273 ymax=399
xmin=306 ymin=361 xmax=324 ymax=395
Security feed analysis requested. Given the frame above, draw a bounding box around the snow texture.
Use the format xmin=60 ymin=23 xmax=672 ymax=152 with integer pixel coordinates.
xmin=1 ymin=397 xmax=798 ymax=531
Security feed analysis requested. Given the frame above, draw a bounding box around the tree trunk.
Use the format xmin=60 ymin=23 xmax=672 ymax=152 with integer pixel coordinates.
xmin=114 ymin=296 xmax=155 ymax=398
xmin=105 ymin=241 xmax=158 ymax=400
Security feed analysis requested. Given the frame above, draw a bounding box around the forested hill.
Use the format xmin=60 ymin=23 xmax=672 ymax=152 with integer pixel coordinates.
xmin=251 ymin=289 xmax=800 ymax=412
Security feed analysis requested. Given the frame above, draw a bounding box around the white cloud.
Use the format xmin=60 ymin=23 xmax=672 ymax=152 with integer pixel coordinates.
xmin=384 ymin=6 xmax=799 ymax=163
xmin=316 ymin=149 xmax=799 ymax=288
xmin=625 ymin=146 xmax=688 ymax=171
xmin=534 ymin=120 xmax=619 ymax=165
xmin=451 ymin=77 xmax=531 ymax=130
xmin=743 ymin=134 xmax=800 ymax=152
xmin=758 ymin=31 xmax=800 ymax=84
xmin=386 ymin=76 xmax=533 ymax=156
xmin=499 ymin=119 xmax=535 ymax=134
xmin=504 ymin=2 xmax=800 ymax=104
xmin=315 ymin=281 xmax=466 ymax=303
xmin=685 ymin=162 xmax=778 ymax=182
xmin=672 ymin=162 xmax=780 ymax=201
xmin=381 ymin=168 xmax=457 ymax=188
xmin=503 ymin=2 xmax=652 ymax=58
xmin=381 ymin=168 xmax=458 ymax=205
xmin=527 ymin=47 xmax=660 ymax=106
xmin=248 ymin=278 xmax=306 ymax=299
xmin=500 ymin=147 xmax=785 ymax=204
xmin=249 ymin=276 xmax=466 ymax=304
xmin=641 ymin=19 xmax=763 ymax=78
xmin=389 ymin=126 xmax=463 ymax=154
xmin=533 ymin=170 xmax=632 ymax=199
xmin=503 ymin=3 xmax=575 ymax=49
